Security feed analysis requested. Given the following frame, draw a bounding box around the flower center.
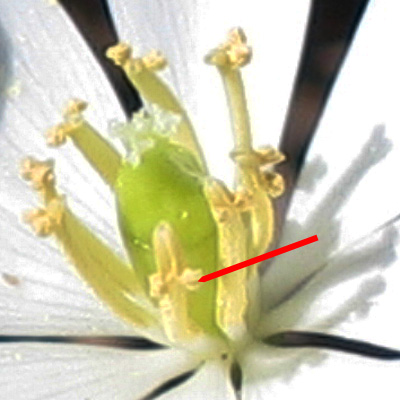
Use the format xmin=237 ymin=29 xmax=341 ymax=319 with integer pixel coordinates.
xmin=21 ymin=28 xmax=285 ymax=350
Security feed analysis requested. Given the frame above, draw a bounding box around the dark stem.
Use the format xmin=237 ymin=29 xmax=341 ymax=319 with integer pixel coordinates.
xmin=59 ymin=0 xmax=142 ymax=118
xmin=265 ymin=331 xmax=400 ymax=360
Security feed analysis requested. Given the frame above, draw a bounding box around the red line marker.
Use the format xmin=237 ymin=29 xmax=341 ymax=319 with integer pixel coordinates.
xmin=198 ymin=235 xmax=318 ymax=282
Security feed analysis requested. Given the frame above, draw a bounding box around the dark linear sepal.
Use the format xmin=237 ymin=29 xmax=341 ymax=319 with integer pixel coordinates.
xmin=276 ymin=0 xmax=370 ymax=232
xmin=59 ymin=0 xmax=142 ymax=118
xmin=139 ymin=368 xmax=199 ymax=400
xmin=230 ymin=360 xmax=243 ymax=399
xmin=0 ymin=335 xmax=165 ymax=350
xmin=264 ymin=331 xmax=400 ymax=360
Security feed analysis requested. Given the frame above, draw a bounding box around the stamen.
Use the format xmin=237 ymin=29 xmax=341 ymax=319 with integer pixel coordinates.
xmin=150 ymin=222 xmax=202 ymax=341
xmin=22 ymin=159 xmax=158 ymax=328
xmin=106 ymin=43 xmax=206 ymax=171
xmin=46 ymin=99 xmax=122 ymax=187
xmin=206 ymin=28 xmax=285 ymax=257
xmin=205 ymin=28 xmax=253 ymax=165
xmin=204 ymin=180 xmax=248 ymax=341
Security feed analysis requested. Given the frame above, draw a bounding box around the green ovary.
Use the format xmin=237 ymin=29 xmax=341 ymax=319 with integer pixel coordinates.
xmin=115 ymin=136 xmax=220 ymax=335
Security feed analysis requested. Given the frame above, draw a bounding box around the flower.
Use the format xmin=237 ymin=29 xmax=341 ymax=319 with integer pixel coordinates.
xmin=1 ymin=0 xmax=400 ymax=399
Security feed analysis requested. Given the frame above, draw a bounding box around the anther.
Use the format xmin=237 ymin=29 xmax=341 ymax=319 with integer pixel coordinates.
xmin=142 ymin=50 xmax=167 ymax=71
xmin=46 ymin=99 xmax=87 ymax=147
xmin=20 ymin=157 xmax=55 ymax=192
xmin=24 ymin=198 xmax=64 ymax=237
xmin=105 ymin=43 xmax=132 ymax=67
xmin=205 ymin=27 xmax=252 ymax=69
xmin=63 ymin=99 xmax=88 ymax=120
xmin=262 ymin=172 xmax=285 ymax=198
xmin=255 ymin=146 xmax=286 ymax=166
xmin=150 ymin=268 xmax=201 ymax=299
xmin=106 ymin=43 xmax=167 ymax=73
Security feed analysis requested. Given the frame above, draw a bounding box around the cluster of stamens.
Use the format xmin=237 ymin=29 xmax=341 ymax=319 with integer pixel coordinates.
xmin=20 ymin=28 xmax=285 ymax=346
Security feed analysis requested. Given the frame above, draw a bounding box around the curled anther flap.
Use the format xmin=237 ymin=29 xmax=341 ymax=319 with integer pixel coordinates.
xmin=20 ymin=157 xmax=55 ymax=191
xmin=205 ymin=27 xmax=252 ymax=69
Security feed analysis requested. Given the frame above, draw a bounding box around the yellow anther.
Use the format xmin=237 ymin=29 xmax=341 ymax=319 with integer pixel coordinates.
xmin=178 ymin=268 xmax=202 ymax=290
xmin=255 ymin=146 xmax=286 ymax=166
xmin=107 ymin=44 xmax=166 ymax=74
xmin=262 ymin=171 xmax=285 ymax=198
xmin=46 ymin=122 xmax=78 ymax=146
xmin=20 ymin=157 xmax=55 ymax=192
xmin=24 ymin=197 xmax=64 ymax=237
xmin=63 ymin=98 xmax=88 ymax=120
xmin=142 ymin=50 xmax=167 ymax=71
xmin=150 ymin=222 xmax=202 ymax=341
xmin=149 ymin=268 xmax=201 ymax=299
xmin=105 ymin=43 xmax=132 ymax=67
xmin=205 ymin=27 xmax=252 ymax=69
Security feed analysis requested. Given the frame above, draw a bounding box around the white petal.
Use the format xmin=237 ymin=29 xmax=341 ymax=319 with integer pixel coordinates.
xmin=158 ymin=360 xmax=236 ymax=400
xmin=0 ymin=1 xmax=148 ymax=336
xmin=0 ymin=0 xmax=125 ymax=249
xmin=262 ymin=126 xmax=394 ymax=312
xmin=110 ymin=0 xmax=310 ymax=185
xmin=242 ymin=341 xmax=400 ymax=400
xmin=0 ymin=343 xmax=197 ymax=400
xmin=241 ymin=342 xmax=326 ymax=399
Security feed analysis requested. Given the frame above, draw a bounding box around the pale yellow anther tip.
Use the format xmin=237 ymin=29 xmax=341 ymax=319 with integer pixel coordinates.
xmin=46 ymin=124 xmax=69 ymax=147
xmin=106 ymin=43 xmax=132 ymax=66
xmin=23 ymin=198 xmax=63 ymax=237
xmin=178 ymin=269 xmax=202 ymax=291
xmin=256 ymin=147 xmax=286 ymax=166
xmin=20 ymin=157 xmax=55 ymax=191
xmin=205 ymin=27 xmax=252 ymax=69
xmin=142 ymin=50 xmax=167 ymax=71
xmin=63 ymin=99 xmax=88 ymax=119
xmin=263 ymin=172 xmax=285 ymax=198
